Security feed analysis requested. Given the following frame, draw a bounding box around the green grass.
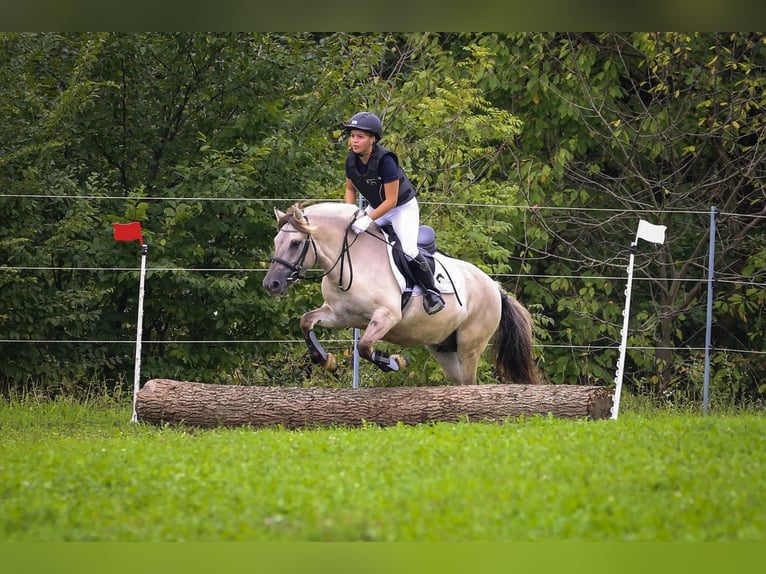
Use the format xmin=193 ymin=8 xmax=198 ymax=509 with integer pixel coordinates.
xmin=1 ymin=393 xmax=764 ymax=541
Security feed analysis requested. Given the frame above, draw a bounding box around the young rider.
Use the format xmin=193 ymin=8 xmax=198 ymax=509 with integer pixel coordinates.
xmin=343 ymin=111 xmax=445 ymax=315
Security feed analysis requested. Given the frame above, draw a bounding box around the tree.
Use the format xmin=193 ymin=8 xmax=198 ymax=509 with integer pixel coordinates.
xmin=1 ymin=33 xmax=763 ymax=404
xmin=471 ymin=33 xmax=766 ymax=400
xmin=0 ymin=33 xmax=350 ymax=385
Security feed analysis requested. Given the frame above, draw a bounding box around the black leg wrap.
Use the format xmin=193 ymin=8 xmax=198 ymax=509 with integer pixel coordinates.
xmin=370 ymin=350 xmax=400 ymax=372
xmin=305 ymin=330 xmax=328 ymax=364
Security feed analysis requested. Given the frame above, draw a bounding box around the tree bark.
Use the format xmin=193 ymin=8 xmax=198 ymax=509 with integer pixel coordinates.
xmin=136 ymin=379 xmax=613 ymax=428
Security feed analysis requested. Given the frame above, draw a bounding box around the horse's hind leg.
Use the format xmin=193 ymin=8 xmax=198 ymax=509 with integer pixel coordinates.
xmin=428 ymin=347 xmax=482 ymax=385
xmin=428 ymin=314 xmax=497 ymax=385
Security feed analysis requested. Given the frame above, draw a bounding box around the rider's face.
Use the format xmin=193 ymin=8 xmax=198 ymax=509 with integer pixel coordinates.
xmin=348 ymin=130 xmax=374 ymax=156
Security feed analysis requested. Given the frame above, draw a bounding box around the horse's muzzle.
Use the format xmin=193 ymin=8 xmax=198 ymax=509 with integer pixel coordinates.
xmin=262 ymin=277 xmax=289 ymax=296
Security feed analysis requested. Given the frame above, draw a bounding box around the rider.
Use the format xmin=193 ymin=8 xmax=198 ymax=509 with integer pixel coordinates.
xmin=343 ymin=111 xmax=445 ymax=315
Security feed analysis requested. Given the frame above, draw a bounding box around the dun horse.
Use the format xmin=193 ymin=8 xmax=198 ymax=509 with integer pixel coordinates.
xmin=262 ymin=202 xmax=537 ymax=385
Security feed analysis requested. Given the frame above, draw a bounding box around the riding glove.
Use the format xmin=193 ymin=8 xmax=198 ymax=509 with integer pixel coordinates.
xmin=351 ymin=215 xmax=373 ymax=234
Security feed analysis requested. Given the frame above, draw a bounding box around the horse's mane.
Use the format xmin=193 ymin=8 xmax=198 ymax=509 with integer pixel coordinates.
xmin=278 ymin=201 xmax=357 ymax=233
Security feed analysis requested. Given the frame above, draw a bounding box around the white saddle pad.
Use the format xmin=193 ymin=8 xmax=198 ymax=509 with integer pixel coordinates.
xmin=386 ymin=242 xmax=456 ymax=295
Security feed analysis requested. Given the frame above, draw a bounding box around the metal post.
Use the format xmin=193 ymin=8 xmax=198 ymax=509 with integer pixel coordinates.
xmin=612 ymin=243 xmax=637 ymax=420
xmin=131 ymin=243 xmax=148 ymax=422
xmin=702 ymin=206 xmax=717 ymax=415
xmin=352 ymin=328 xmax=360 ymax=389
xmin=352 ymin=195 xmax=365 ymax=389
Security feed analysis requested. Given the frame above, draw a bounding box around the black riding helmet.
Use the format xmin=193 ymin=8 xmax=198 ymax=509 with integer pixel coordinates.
xmin=343 ymin=111 xmax=383 ymax=140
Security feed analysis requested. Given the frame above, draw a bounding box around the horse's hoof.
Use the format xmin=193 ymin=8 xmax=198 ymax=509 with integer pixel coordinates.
xmin=322 ymin=353 xmax=338 ymax=372
xmin=370 ymin=350 xmax=406 ymax=372
xmin=391 ymin=354 xmax=409 ymax=370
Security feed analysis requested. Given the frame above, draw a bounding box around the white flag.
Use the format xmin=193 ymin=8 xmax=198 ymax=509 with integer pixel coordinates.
xmin=636 ymin=219 xmax=666 ymax=244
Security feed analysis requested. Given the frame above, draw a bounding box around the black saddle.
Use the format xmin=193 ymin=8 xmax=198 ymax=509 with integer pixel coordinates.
xmin=380 ymin=224 xmax=437 ymax=275
xmin=378 ymin=223 xmax=458 ymax=351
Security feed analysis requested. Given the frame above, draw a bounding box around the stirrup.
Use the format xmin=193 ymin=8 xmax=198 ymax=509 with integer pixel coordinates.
xmin=423 ymin=290 xmax=445 ymax=315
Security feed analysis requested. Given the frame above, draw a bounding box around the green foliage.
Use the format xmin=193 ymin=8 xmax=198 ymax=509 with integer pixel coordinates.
xmin=0 ymin=33 xmax=764 ymax=402
xmin=461 ymin=33 xmax=766 ymax=398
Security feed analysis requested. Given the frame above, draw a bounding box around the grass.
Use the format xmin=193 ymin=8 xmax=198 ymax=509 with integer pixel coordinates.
xmin=1 ymin=390 xmax=765 ymax=541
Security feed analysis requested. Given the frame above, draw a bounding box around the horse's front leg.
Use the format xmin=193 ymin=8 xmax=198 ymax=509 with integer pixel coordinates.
xmin=357 ymin=308 xmax=409 ymax=373
xmin=299 ymin=303 xmax=342 ymax=372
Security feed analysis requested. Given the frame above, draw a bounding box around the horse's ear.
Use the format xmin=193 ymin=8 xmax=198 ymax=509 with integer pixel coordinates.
xmin=274 ymin=207 xmax=285 ymax=221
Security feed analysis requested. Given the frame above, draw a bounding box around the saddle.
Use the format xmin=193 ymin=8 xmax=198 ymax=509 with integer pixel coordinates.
xmin=379 ymin=223 xmax=438 ymax=308
xmin=377 ymin=223 xmax=460 ymax=353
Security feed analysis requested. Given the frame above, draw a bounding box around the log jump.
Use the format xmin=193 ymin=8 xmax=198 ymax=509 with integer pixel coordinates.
xmin=136 ymin=379 xmax=613 ymax=428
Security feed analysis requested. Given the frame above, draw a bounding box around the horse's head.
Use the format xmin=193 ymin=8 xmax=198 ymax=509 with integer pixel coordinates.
xmin=262 ymin=204 xmax=319 ymax=296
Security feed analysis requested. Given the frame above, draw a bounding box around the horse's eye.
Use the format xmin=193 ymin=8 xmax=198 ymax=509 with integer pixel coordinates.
xmin=289 ymin=239 xmax=302 ymax=250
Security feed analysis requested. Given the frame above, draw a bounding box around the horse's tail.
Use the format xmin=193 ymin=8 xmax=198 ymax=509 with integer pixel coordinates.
xmin=492 ymin=289 xmax=538 ymax=384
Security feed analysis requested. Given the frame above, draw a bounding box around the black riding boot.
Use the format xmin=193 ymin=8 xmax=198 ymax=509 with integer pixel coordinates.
xmin=407 ymin=254 xmax=445 ymax=315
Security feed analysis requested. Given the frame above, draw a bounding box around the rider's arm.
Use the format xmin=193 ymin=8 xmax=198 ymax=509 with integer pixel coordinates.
xmin=366 ymin=154 xmax=400 ymax=220
xmin=367 ymin=180 xmax=399 ymax=220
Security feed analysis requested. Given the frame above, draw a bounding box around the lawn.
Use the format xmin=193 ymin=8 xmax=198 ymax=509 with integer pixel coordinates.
xmin=1 ymin=393 xmax=764 ymax=542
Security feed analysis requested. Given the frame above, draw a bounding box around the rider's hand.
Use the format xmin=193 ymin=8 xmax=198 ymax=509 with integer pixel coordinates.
xmin=351 ymin=214 xmax=373 ymax=234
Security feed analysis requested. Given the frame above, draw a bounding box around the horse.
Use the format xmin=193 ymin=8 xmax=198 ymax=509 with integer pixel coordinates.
xmin=262 ymin=202 xmax=538 ymax=386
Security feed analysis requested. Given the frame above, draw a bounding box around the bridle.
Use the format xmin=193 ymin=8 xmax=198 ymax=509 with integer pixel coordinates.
xmin=268 ymin=228 xmax=317 ymax=285
xmin=269 ymin=212 xmax=361 ymax=291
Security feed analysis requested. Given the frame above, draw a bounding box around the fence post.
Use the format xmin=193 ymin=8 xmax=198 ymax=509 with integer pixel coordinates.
xmin=352 ymin=195 xmax=365 ymax=389
xmin=611 ymin=243 xmax=637 ymax=420
xmin=702 ymin=206 xmax=717 ymax=415
xmin=612 ymin=220 xmax=666 ymax=420
xmin=131 ymin=243 xmax=148 ymax=423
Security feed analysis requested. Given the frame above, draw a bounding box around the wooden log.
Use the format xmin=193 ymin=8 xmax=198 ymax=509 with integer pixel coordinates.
xmin=136 ymin=379 xmax=613 ymax=428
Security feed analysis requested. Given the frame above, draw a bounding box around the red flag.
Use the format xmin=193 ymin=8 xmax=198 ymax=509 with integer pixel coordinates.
xmin=113 ymin=222 xmax=144 ymax=244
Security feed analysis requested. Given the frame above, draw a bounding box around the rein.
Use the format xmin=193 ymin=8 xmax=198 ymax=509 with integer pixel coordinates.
xmin=335 ymin=225 xmax=358 ymax=291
